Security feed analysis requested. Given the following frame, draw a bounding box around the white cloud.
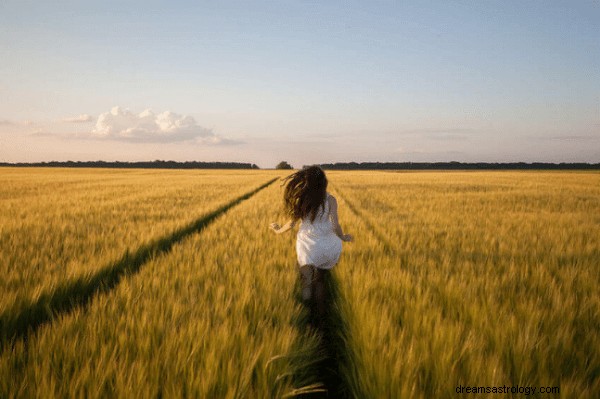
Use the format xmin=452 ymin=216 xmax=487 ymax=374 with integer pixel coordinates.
xmin=62 ymin=114 xmax=94 ymax=123
xmin=89 ymin=106 xmax=217 ymax=143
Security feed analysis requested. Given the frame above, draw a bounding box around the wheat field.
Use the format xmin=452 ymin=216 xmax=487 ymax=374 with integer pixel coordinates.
xmin=1 ymin=168 xmax=598 ymax=398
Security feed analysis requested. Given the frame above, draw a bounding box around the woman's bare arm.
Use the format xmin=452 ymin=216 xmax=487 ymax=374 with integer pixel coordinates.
xmin=269 ymin=219 xmax=296 ymax=234
xmin=328 ymin=195 xmax=353 ymax=242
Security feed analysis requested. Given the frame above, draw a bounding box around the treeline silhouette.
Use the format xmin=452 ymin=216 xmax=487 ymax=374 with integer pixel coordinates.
xmin=318 ymin=162 xmax=600 ymax=170
xmin=0 ymin=160 xmax=259 ymax=169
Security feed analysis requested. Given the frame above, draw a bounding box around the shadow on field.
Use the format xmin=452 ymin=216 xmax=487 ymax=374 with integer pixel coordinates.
xmin=0 ymin=178 xmax=276 ymax=351
xmin=291 ymin=269 xmax=353 ymax=399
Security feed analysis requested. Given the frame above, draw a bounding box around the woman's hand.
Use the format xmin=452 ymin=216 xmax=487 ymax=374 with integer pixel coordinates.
xmin=270 ymin=220 xmax=295 ymax=234
xmin=269 ymin=222 xmax=281 ymax=233
xmin=342 ymin=234 xmax=354 ymax=242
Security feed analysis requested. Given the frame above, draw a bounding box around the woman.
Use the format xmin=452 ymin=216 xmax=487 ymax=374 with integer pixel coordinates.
xmin=269 ymin=166 xmax=353 ymax=308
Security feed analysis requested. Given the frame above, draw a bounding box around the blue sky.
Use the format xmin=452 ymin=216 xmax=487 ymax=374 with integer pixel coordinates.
xmin=1 ymin=0 xmax=598 ymax=167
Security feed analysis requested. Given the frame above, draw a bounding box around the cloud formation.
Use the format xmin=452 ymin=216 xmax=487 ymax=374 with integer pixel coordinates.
xmin=90 ymin=106 xmax=217 ymax=143
xmin=62 ymin=114 xmax=94 ymax=123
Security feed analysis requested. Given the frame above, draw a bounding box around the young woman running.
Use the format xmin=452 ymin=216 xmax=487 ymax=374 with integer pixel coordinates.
xmin=269 ymin=166 xmax=353 ymax=308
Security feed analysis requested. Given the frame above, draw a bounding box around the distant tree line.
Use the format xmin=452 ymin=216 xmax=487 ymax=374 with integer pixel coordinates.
xmin=276 ymin=161 xmax=293 ymax=170
xmin=0 ymin=160 xmax=260 ymax=169
xmin=317 ymin=162 xmax=600 ymax=170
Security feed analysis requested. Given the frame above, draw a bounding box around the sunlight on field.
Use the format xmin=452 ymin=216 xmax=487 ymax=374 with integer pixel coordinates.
xmin=0 ymin=169 xmax=268 ymax=320
xmin=1 ymin=169 xmax=598 ymax=397
xmin=1 ymin=177 xmax=321 ymax=397
xmin=329 ymin=171 xmax=600 ymax=398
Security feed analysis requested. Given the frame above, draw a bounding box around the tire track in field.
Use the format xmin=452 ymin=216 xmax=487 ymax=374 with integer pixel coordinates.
xmin=315 ymin=185 xmax=412 ymax=398
xmin=0 ymin=178 xmax=277 ymax=350
xmin=330 ymin=185 xmax=395 ymax=254
xmin=288 ymin=186 xmax=384 ymax=399
xmin=295 ymin=271 xmax=354 ymax=399
xmin=332 ymin=184 xmax=519 ymax=393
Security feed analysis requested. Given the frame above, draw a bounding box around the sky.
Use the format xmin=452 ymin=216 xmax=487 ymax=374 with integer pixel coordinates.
xmin=1 ymin=0 xmax=598 ymax=168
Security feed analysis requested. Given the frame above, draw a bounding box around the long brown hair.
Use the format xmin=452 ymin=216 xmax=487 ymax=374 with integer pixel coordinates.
xmin=282 ymin=165 xmax=328 ymax=222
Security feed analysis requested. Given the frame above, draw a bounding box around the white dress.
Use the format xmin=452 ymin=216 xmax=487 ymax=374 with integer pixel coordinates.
xmin=296 ymin=193 xmax=343 ymax=270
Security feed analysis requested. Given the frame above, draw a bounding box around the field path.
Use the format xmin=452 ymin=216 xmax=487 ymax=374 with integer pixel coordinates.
xmin=311 ymin=185 xmax=395 ymax=398
xmin=0 ymin=178 xmax=277 ymax=350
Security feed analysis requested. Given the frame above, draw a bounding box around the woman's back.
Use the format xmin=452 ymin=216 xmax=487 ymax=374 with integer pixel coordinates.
xmin=298 ymin=193 xmax=334 ymax=235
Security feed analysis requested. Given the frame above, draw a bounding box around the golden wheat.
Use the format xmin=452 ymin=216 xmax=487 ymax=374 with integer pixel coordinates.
xmin=0 ymin=171 xmax=323 ymax=398
xmin=0 ymin=168 xmax=269 ymax=317
xmin=1 ymin=169 xmax=598 ymax=398
xmin=330 ymin=171 xmax=600 ymax=398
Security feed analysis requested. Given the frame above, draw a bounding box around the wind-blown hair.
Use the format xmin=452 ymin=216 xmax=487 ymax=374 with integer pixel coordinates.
xmin=282 ymin=165 xmax=328 ymax=222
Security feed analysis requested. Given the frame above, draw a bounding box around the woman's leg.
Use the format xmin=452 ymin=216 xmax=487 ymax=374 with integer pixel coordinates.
xmin=298 ymin=264 xmax=314 ymax=301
